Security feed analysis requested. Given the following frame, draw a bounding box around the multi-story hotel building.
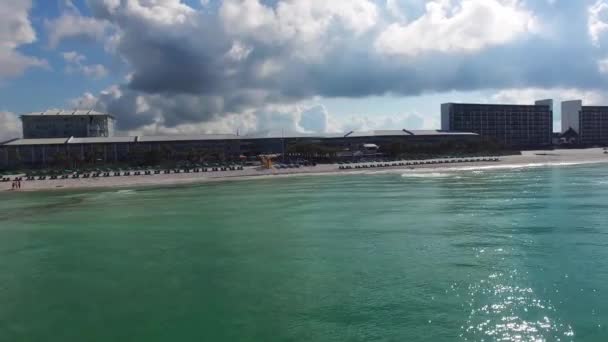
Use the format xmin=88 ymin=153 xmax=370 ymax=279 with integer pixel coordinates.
xmin=441 ymin=100 xmax=553 ymax=148
xmin=562 ymin=100 xmax=608 ymax=145
xmin=21 ymin=110 xmax=115 ymax=139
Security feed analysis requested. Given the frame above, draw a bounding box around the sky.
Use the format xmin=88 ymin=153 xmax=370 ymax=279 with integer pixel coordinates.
xmin=2 ymin=0 xmax=608 ymax=139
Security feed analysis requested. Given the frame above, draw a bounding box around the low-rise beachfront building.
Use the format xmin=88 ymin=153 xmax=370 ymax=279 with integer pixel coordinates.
xmin=441 ymin=100 xmax=553 ymax=148
xmin=562 ymin=100 xmax=608 ymax=146
xmin=21 ymin=110 xmax=115 ymax=139
xmin=0 ymin=130 xmax=482 ymax=170
xmin=135 ymin=135 xmax=243 ymax=163
xmin=0 ymin=137 xmax=136 ymax=169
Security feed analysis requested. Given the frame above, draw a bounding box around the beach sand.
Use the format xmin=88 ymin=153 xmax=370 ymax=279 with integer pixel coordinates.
xmin=2 ymin=148 xmax=607 ymax=192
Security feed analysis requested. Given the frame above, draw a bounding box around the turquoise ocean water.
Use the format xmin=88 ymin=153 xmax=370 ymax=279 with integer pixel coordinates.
xmin=1 ymin=164 xmax=608 ymax=341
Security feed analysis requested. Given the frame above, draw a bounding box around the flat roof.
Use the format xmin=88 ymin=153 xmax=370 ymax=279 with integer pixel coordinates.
xmin=137 ymin=134 xmax=239 ymax=142
xmin=69 ymin=137 xmax=136 ymax=144
xmin=4 ymin=138 xmax=69 ymax=146
xmin=1 ymin=130 xmax=479 ymax=147
xmin=581 ymin=106 xmax=608 ymax=110
xmin=347 ymin=130 xmax=477 ymax=137
xmin=21 ymin=110 xmax=114 ymax=118
xmin=347 ymin=130 xmax=409 ymax=137
xmin=444 ymin=102 xmax=550 ymax=108
xmin=243 ymin=132 xmax=345 ymax=139
xmin=409 ymin=130 xmax=478 ymax=136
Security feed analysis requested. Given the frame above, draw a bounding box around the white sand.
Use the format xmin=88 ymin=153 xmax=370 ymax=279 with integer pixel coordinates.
xmin=2 ymin=148 xmax=607 ymax=192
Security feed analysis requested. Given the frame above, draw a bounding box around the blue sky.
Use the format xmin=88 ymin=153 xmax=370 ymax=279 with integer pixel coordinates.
xmin=2 ymin=0 xmax=608 ymax=138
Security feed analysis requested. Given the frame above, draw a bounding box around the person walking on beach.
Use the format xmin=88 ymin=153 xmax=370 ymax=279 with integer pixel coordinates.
xmin=11 ymin=181 xmax=15 ymax=190
xmin=17 ymin=179 xmax=21 ymax=189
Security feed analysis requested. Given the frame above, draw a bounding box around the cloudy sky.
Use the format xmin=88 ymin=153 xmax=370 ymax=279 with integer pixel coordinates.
xmin=2 ymin=0 xmax=608 ymax=139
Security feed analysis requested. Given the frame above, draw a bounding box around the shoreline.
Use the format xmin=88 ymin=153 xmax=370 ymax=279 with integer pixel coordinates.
xmin=2 ymin=148 xmax=607 ymax=192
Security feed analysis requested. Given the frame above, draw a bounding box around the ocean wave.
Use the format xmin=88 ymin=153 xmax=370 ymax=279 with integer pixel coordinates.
xmin=401 ymin=172 xmax=454 ymax=178
xmin=434 ymin=160 xmax=606 ymax=172
xmin=115 ymin=189 xmax=136 ymax=195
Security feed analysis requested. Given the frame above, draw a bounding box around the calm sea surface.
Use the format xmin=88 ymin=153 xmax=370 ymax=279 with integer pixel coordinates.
xmin=1 ymin=165 xmax=608 ymax=341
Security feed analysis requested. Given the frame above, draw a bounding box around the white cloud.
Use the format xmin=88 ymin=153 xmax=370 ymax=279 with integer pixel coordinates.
xmin=46 ymin=13 xmax=109 ymax=48
xmin=340 ymin=112 xmax=438 ymax=132
xmin=0 ymin=0 xmax=46 ymax=80
xmin=92 ymin=0 xmax=196 ymax=26
xmin=0 ymin=1 xmax=35 ymax=49
xmin=492 ymin=87 xmax=607 ymax=105
xmin=62 ymin=51 xmax=108 ymax=79
xmin=62 ymin=51 xmax=86 ymax=64
xmin=69 ymin=91 xmax=99 ymax=109
xmin=385 ymin=0 xmax=407 ymax=21
xmin=375 ymin=0 xmax=537 ymax=56
xmin=220 ymin=0 xmax=379 ymax=59
xmin=0 ymin=111 xmax=22 ymax=141
xmin=598 ymin=57 xmax=608 ymax=73
xmin=123 ymin=0 xmax=196 ymax=25
xmin=59 ymin=0 xmax=608 ymax=136
xmin=79 ymin=64 xmax=109 ymax=79
xmin=225 ymin=41 xmax=253 ymax=62
xmin=589 ymin=0 xmax=608 ymax=46
xmin=70 ymin=84 xmax=438 ymax=136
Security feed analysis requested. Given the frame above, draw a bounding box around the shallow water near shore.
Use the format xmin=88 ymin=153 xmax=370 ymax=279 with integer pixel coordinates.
xmin=1 ymin=164 xmax=608 ymax=341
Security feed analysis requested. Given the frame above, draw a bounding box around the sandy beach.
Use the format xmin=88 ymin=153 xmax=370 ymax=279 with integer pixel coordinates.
xmin=2 ymin=148 xmax=607 ymax=192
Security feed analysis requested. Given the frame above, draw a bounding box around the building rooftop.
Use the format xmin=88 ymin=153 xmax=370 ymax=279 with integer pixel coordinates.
xmin=0 ymin=129 xmax=478 ymax=146
xmin=4 ymin=138 xmax=70 ymax=146
xmin=21 ymin=110 xmax=114 ymax=118
xmin=137 ymin=134 xmax=239 ymax=142
xmin=444 ymin=102 xmax=552 ymax=108
xmin=243 ymin=131 xmax=345 ymax=139
xmin=68 ymin=137 xmax=136 ymax=144
xmin=409 ymin=130 xmax=477 ymax=136
xmin=581 ymin=105 xmax=608 ymax=110
xmin=348 ymin=129 xmax=477 ymax=137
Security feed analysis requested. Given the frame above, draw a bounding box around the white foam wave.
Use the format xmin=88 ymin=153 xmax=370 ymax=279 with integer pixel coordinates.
xmin=436 ymin=160 xmax=605 ymax=172
xmin=84 ymin=189 xmax=137 ymax=201
xmin=396 ymin=160 xmax=607 ymax=179
xmin=401 ymin=172 xmax=454 ymax=178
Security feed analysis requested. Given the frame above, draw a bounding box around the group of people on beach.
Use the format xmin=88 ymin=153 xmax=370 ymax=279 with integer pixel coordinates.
xmin=11 ymin=179 xmax=22 ymax=190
